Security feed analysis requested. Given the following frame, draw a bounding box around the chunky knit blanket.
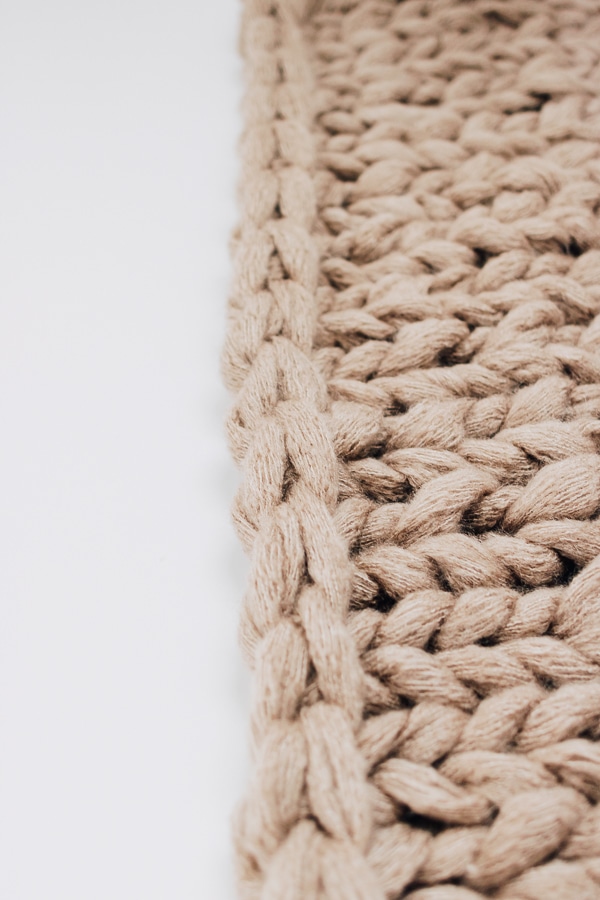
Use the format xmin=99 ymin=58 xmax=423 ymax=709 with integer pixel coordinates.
xmin=223 ymin=1 xmax=600 ymax=897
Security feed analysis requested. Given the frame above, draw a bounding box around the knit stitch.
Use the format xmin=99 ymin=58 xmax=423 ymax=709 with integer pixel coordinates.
xmin=223 ymin=1 xmax=600 ymax=897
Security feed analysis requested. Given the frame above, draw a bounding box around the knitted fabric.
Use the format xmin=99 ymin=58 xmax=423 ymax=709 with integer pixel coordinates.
xmin=222 ymin=1 xmax=600 ymax=897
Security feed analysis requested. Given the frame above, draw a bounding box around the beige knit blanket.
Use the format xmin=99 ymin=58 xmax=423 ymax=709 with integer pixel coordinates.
xmin=223 ymin=1 xmax=600 ymax=897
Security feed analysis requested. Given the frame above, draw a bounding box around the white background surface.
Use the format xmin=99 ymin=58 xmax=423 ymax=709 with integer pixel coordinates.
xmin=0 ymin=2 xmax=248 ymax=897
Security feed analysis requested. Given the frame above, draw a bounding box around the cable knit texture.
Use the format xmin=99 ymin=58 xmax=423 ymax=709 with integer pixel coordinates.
xmin=223 ymin=0 xmax=600 ymax=897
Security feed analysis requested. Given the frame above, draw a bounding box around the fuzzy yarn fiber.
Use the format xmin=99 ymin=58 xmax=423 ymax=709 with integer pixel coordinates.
xmin=223 ymin=1 xmax=600 ymax=897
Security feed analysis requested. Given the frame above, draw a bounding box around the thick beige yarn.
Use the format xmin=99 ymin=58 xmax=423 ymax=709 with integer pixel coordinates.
xmin=222 ymin=0 xmax=600 ymax=897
